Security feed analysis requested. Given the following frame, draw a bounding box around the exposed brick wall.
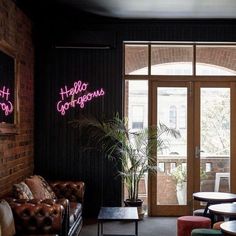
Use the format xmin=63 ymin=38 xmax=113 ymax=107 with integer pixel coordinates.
xmin=0 ymin=0 xmax=34 ymax=196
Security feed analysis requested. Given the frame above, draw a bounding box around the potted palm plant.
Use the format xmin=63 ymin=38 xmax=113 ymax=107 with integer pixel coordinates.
xmin=170 ymin=164 xmax=187 ymax=205
xmin=170 ymin=164 xmax=207 ymax=205
xmin=70 ymin=115 xmax=180 ymax=218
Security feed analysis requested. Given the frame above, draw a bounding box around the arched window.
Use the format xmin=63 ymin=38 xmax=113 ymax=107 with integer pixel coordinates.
xmin=129 ymin=62 xmax=236 ymax=75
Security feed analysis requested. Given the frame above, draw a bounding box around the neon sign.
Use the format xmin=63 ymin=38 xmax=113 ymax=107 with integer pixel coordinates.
xmin=0 ymin=86 xmax=13 ymax=116
xmin=56 ymin=80 xmax=105 ymax=115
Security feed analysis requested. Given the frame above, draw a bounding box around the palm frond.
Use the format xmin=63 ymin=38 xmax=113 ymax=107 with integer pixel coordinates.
xmin=69 ymin=115 xmax=181 ymax=201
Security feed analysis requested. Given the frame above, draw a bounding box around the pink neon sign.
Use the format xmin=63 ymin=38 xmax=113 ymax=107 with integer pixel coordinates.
xmin=56 ymin=80 xmax=105 ymax=115
xmin=0 ymin=86 xmax=13 ymax=116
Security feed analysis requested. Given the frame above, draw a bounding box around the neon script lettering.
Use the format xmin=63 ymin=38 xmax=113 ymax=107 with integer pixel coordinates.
xmin=0 ymin=86 xmax=13 ymax=116
xmin=59 ymin=81 xmax=88 ymax=100
xmin=56 ymin=80 xmax=105 ymax=115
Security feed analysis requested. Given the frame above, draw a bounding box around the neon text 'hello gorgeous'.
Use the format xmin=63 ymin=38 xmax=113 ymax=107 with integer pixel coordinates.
xmin=0 ymin=86 xmax=13 ymax=116
xmin=56 ymin=80 xmax=105 ymax=115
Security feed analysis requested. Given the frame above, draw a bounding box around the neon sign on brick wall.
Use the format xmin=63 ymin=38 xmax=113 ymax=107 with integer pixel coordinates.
xmin=0 ymin=86 xmax=13 ymax=116
xmin=56 ymin=80 xmax=105 ymax=115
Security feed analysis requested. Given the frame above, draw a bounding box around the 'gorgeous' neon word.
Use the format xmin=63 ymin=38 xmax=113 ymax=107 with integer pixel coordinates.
xmin=56 ymin=80 xmax=105 ymax=115
xmin=0 ymin=86 xmax=13 ymax=116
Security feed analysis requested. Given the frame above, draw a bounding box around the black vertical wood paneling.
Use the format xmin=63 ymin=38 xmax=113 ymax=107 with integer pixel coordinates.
xmin=35 ymin=43 xmax=122 ymax=216
xmin=35 ymin=19 xmax=236 ymax=217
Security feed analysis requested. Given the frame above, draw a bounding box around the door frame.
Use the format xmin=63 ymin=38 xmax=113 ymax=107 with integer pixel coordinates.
xmin=148 ymin=78 xmax=236 ymax=216
xmin=149 ymin=80 xmax=193 ymax=216
xmin=192 ymin=81 xmax=236 ymax=211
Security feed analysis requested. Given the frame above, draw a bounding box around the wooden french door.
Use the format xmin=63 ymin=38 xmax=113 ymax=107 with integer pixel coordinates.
xmin=149 ymin=79 xmax=236 ymax=216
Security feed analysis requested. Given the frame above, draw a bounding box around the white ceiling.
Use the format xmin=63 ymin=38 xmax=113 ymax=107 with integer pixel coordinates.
xmin=59 ymin=0 xmax=236 ymax=19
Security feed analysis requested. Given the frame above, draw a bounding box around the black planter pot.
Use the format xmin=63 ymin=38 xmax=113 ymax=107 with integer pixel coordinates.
xmin=124 ymin=199 xmax=143 ymax=207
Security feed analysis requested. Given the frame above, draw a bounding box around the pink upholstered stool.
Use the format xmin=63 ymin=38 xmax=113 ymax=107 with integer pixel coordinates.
xmin=177 ymin=216 xmax=211 ymax=236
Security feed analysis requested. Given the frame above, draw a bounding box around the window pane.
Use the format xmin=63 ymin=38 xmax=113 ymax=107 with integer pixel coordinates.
xmin=158 ymin=162 xmax=165 ymax=172
xmin=157 ymin=87 xmax=187 ymax=205
xmin=169 ymin=105 xmax=177 ymax=129
xmin=200 ymin=88 xmax=230 ymax=193
xmin=179 ymin=105 xmax=186 ymax=129
xmin=124 ymin=80 xmax=148 ymax=211
xmin=205 ymin=163 xmax=212 ymax=172
xmin=125 ymin=80 xmax=148 ymax=131
xmin=170 ymin=162 xmax=177 ymax=173
xmin=196 ymin=46 xmax=236 ymax=75
xmin=132 ymin=105 xmax=144 ymax=129
xmin=151 ymin=45 xmax=193 ymax=75
xmin=125 ymin=45 xmax=148 ymax=75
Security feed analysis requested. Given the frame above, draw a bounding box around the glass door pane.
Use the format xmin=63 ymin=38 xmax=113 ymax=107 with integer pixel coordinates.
xmin=124 ymin=80 xmax=148 ymax=211
xmin=157 ymin=87 xmax=187 ymax=205
xmin=200 ymin=88 xmax=230 ymax=192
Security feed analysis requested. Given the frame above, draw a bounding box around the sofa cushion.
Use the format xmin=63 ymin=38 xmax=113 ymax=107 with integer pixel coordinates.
xmin=12 ymin=182 xmax=34 ymax=200
xmin=25 ymin=175 xmax=57 ymax=200
xmin=0 ymin=200 xmax=16 ymax=236
xmin=69 ymin=202 xmax=82 ymax=227
xmin=36 ymin=175 xmax=57 ymax=199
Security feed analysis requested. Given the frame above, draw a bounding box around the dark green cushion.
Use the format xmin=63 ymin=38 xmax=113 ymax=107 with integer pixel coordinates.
xmin=191 ymin=228 xmax=223 ymax=236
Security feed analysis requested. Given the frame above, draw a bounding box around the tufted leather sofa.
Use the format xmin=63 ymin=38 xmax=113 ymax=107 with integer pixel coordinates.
xmin=6 ymin=176 xmax=85 ymax=236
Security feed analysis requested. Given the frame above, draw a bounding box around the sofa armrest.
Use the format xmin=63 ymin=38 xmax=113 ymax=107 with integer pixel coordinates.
xmin=49 ymin=181 xmax=85 ymax=203
xmin=7 ymin=198 xmax=65 ymax=235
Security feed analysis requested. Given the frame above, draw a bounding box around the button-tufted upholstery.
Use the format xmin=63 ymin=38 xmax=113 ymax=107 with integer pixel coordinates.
xmin=49 ymin=181 xmax=85 ymax=236
xmin=5 ymin=175 xmax=85 ymax=236
xmin=8 ymin=199 xmax=64 ymax=235
xmin=50 ymin=181 xmax=84 ymax=203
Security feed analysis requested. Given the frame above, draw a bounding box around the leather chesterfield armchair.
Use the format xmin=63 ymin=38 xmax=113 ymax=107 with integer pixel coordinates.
xmin=7 ymin=198 xmax=66 ymax=235
xmin=50 ymin=181 xmax=85 ymax=236
xmin=6 ymin=175 xmax=85 ymax=236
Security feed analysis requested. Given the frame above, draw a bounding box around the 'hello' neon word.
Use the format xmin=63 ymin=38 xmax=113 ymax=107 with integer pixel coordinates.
xmin=0 ymin=86 xmax=13 ymax=116
xmin=56 ymin=80 xmax=105 ymax=115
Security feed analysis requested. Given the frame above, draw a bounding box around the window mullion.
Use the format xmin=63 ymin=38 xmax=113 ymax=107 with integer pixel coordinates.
xmin=148 ymin=43 xmax=151 ymax=76
xmin=193 ymin=44 xmax=196 ymax=76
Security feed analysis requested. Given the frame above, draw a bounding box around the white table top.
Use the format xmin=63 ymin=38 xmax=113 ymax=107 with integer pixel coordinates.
xmin=221 ymin=220 xmax=236 ymax=235
xmin=193 ymin=192 xmax=236 ymax=203
xmin=209 ymin=203 xmax=236 ymax=216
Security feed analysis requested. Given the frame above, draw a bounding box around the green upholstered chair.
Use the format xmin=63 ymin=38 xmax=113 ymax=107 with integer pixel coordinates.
xmin=191 ymin=228 xmax=223 ymax=236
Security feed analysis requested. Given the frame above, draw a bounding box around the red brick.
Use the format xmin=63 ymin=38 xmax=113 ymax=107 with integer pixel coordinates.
xmin=0 ymin=0 xmax=34 ymax=197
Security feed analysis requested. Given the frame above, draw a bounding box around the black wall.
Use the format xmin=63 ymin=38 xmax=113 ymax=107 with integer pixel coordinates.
xmin=34 ymin=17 xmax=236 ymax=216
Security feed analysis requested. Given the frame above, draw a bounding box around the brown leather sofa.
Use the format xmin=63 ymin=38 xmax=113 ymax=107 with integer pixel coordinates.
xmin=6 ymin=175 xmax=85 ymax=236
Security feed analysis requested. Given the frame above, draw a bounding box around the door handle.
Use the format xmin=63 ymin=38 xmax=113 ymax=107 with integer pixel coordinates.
xmin=195 ymin=146 xmax=201 ymax=158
